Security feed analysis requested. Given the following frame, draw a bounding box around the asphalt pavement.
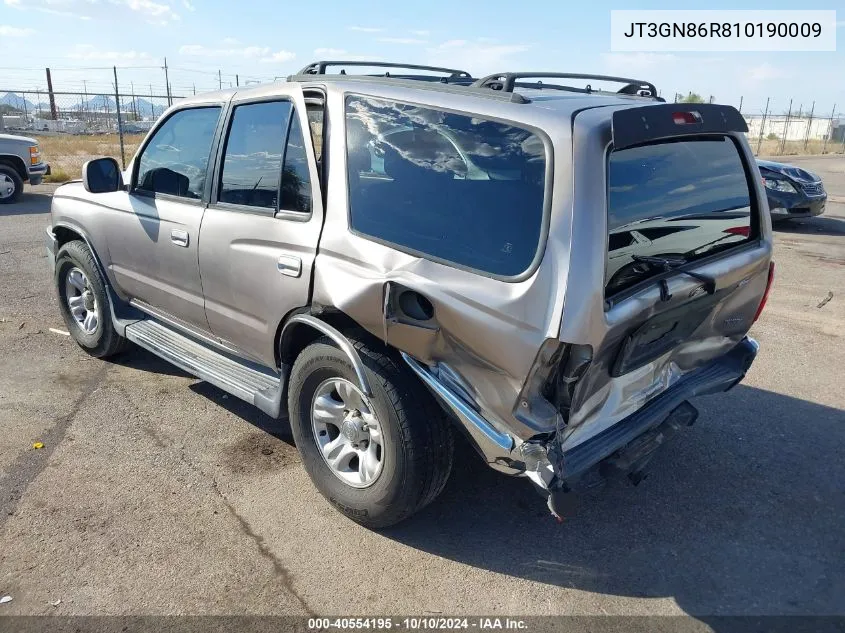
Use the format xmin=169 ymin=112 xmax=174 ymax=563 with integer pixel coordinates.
xmin=0 ymin=156 xmax=843 ymax=621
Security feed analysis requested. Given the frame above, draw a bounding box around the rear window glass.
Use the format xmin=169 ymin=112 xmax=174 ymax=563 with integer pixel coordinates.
xmin=606 ymin=137 xmax=752 ymax=296
xmin=345 ymin=96 xmax=547 ymax=277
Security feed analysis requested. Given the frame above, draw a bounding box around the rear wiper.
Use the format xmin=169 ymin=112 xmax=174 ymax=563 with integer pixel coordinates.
xmin=631 ymin=255 xmax=716 ymax=300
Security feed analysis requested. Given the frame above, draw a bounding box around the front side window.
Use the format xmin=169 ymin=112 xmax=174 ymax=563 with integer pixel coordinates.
xmin=219 ymin=101 xmax=292 ymax=209
xmin=136 ymin=107 xmax=221 ymax=199
xmin=345 ymin=96 xmax=547 ymax=278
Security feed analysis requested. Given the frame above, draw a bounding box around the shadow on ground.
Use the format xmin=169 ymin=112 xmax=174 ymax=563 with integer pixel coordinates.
xmin=774 ymin=214 xmax=845 ymax=236
xmin=0 ymin=192 xmax=53 ymax=216
xmin=111 ymin=345 xmax=845 ymax=619
xmin=382 ymin=385 xmax=845 ymax=618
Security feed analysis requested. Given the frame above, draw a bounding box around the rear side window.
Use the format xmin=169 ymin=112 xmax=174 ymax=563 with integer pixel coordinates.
xmin=219 ymin=101 xmax=292 ymax=209
xmin=280 ymin=114 xmax=312 ymax=214
xmin=345 ymin=96 xmax=547 ymax=278
xmin=606 ymin=137 xmax=753 ymax=296
xmin=136 ymin=106 xmax=221 ymax=199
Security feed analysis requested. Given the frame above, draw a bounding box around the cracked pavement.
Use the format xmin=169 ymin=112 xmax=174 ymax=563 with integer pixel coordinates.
xmin=1 ymin=156 xmax=844 ymax=618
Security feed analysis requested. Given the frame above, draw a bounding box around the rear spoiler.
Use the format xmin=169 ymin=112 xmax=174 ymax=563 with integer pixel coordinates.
xmin=612 ymin=103 xmax=747 ymax=151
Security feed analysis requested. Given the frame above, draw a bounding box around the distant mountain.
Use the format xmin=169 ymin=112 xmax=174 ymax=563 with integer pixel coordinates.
xmin=133 ymin=98 xmax=166 ymax=117
xmin=0 ymin=92 xmax=36 ymax=112
xmin=83 ymin=94 xmax=116 ymax=111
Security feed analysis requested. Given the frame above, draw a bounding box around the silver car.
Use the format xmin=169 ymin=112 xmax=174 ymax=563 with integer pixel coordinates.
xmin=44 ymin=62 xmax=774 ymax=527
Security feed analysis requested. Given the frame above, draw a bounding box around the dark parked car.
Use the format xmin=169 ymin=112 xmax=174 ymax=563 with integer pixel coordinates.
xmin=757 ymin=159 xmax=826 ymax=223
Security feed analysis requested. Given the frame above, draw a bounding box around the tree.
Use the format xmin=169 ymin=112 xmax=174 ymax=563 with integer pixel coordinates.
xmin=677 ymin=92 xmax=706 ymax=104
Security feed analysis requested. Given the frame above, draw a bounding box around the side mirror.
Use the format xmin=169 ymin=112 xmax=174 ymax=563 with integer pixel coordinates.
xmin=82 ymin=157 xmax=124 ymax=193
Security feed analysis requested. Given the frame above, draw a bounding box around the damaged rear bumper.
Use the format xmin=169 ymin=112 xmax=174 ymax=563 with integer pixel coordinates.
xmin=554 ymin=336 xmax=759 ymax=483
xmin=404 ymin=336 xmax=759 ymax=516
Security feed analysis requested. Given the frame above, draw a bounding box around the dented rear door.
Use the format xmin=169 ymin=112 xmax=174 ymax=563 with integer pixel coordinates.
xmin=558 ymin=104 xmax=773 ymax=450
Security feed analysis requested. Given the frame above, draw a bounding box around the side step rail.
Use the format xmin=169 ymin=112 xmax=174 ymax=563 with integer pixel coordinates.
xmin=124 ymin=320 xmax=283 ymax=418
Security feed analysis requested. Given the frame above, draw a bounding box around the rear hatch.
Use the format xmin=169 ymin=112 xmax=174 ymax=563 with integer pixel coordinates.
xmin=559 ymin=103 xmax=772 ymax=450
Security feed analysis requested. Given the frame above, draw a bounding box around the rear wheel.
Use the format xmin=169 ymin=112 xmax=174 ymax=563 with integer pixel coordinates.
xmin=287 ymin=337 xmax=453 ymax=528
xmin=0 ymin=165 xmax=23 ymax=204
xmin=55 ymin=240 xmax=128 ymax=358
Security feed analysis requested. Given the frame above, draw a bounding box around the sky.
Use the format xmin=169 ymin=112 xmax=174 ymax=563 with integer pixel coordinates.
xmin=1 ymin=0 xmax=843 ymax=117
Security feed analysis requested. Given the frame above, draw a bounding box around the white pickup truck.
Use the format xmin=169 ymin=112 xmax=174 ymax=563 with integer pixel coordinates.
xmin=0 ymin=133 xmax=50 ymax=203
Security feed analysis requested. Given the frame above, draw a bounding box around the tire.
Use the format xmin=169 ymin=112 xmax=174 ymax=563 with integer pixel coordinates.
xmin=0 ymin=164 xmax=24 ymax=204
xmin=288 ymin=336 xmax=454 ymax=529
xmin=55 ymin=240 xmax=128 ymax=358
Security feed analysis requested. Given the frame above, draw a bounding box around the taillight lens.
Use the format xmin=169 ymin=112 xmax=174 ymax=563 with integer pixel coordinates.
xmin=29 ymin=145 xmax=40 ymax=165
xmin=672 ymin=111 xmax=703 ymax=125
xmin=752 ymin=261 xmax=775 ymax=323
xmin=723 ymin=226 xmax=751 ymax=237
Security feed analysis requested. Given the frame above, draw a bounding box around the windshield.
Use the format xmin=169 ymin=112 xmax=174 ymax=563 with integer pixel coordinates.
xmin=605 ymin=136 xmax=753 ymax=296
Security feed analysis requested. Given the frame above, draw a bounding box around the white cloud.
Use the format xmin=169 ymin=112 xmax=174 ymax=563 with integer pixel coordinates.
xmin=182 ymin=0 xmax=194 ymax=10
xmin=260 ymin=50 xmax=296 ymax=64
xmin=746 ymin=62 xmax=788 ymax=82
xmin=2 ymin=0 xmax=93 ymax=19
xmin=222 ymin=37 xmax=238 ymax=45
xmin=119 ymin=0 xmax=179 ymax=23
xmin=180 ymin=43 xmax=294 ymax=64
xmin=348 ymin=25 xmax=382 ymax=33
xmin=411 ymin=29 xmax=429 ymax=37
xmin=67 ymin=44 xmax=151 ymax=61
xmin=427 ymin=39 xmax=531 ymax=75
xmin=602 ymin=52 xmax=678 ymax=73
xmin=0 ymin=24 xmax=34 ymax=36
xmin=378 ymin=37 xmax=427 ymax=45
xmin=314 ymin=47 xmax=347 ymax=56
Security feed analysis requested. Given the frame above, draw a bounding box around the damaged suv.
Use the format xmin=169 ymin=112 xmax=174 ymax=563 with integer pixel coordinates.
xmin=45 ymin=62 xmax=773 ymax=527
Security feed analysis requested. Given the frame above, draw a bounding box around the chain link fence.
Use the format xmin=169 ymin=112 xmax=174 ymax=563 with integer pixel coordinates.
xmin=3 ymin=73 xmax=844 ymax=181
xmin=0 ymin=88 xmax=183 ymax=181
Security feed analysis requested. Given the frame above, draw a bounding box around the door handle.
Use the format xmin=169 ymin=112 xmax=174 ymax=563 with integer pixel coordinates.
xmin=277 ymin=254 xmax=302 ymax=278
xmin=170 ymin=229 xmax=189 ymax=247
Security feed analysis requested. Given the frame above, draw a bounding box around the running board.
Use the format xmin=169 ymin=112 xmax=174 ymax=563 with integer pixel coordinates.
xmin=124 ymin=319 xmax=283 ymax=418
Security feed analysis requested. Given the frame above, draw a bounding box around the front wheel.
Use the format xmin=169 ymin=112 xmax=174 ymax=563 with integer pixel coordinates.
xmin=55 ymin=240 xmax=128 ymax=358
xmin=0 ymin=165 xmax=23 ymax=204
xmin=287 ymin=337 xmax=454 ymax=528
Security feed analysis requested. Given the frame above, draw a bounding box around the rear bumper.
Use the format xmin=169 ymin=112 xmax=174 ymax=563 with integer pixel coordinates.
xmin=558 ymin=336 xmax=759 ymax=482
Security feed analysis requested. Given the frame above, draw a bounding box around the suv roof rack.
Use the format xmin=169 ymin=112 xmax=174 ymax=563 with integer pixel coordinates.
xmin=471 ymin=72 xmax=659 ymax=99
xmin=296 ymin=60 xmax=473 ymax=81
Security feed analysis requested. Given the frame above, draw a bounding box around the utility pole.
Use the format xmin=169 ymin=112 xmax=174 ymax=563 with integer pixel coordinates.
xmin=164 ymin=57 xmax=172 ymax=106
xmin=113 ymin=66 xmax=126 ymax=168
xmin=218 ymin=69 xmax=222 ymax=90
xmin=236 ymin=74 xmax=239 ymax=87
xmin=779 ymin=99 xmax=793 ymax=155
xmin=803 ymin=101 xmax=815 ymax=151
xmin=83 ymin=80 xmax=88 ymax=123
xmin=150 ymin=84 xmax=154 ymax=117
xmin=131 ymin=81 xmax=138 ymax=120
xmin=822 ymin=104 xmax=835 ymax=154
xmin=45 ymin=67 xmax=58 ymax=120
xmin=756 ymin=97 xmax=770 ymax=155
xmin=738 ymin=96 xmax=743 ymax=114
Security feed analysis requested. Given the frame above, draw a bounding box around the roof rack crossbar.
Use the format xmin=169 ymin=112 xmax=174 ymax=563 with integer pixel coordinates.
xmin=472 ymin=72 xmax=658 ymax=97
xmin=297 ymin=60 xmax=472 ymax=79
